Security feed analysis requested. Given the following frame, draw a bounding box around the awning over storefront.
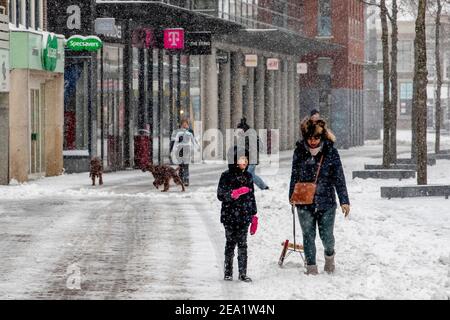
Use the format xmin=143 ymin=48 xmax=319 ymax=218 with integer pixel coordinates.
xmin=219 ymin=29 xmax=343 ymax=56
xmin=95 ymin=1 xmax=242 ymax=34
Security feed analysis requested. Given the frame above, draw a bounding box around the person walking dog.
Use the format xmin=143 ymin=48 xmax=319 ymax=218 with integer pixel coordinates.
xmin=170 ymin=119 xmax=199 ymax=186
xmin=289 ymin=118 xmax=350 ymax=275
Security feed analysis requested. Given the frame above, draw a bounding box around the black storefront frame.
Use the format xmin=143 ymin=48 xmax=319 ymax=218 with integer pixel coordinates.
xmin=147 ymin=49 xmax=154 ymax=164
xmin=54 ymin=0 xmax=242 ymax=170
xmin=99 ymin=24 xmax=192 ymax=168
xmin=58 ymin=1 xmax=336 ymax=171
xmin=62 ymin=50 xmax=95 ymax=173
xmin=98 ymin=43 xmax=125 ymax=171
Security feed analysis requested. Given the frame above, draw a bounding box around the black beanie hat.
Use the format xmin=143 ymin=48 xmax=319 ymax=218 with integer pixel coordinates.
xmin=310 ymin=109 xmax=320 ymax=117
xmin=237 ymin=118 xmax=250 ymax=132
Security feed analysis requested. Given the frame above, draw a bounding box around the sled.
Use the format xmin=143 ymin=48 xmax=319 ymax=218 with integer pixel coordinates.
xmin=278 ymin=205 xmax=305 ymax=267
xmin=281 ymin=242 xmax=304 ymax=251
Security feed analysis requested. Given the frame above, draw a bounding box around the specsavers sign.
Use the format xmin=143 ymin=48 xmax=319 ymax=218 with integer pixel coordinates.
xmin=66 ymin=35 xmax=103 ymax=52
xmin=42 ymin=33 xmax=59 ymax=72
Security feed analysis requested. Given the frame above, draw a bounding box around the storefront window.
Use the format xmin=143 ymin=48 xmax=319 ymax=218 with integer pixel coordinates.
xmin=96 ymin=45 xmax=124 ymax=169
xmin=64 ymin=60 xmax=89 ymax=151
xmin=190 ymin=56 xmax=201 ymax=124
xmin=180 ymin=55 xmax=190 ymax=120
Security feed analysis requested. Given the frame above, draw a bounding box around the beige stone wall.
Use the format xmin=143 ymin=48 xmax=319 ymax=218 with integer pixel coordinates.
xmin=9 ymin=70 xmax=64 ymax=183
xmin=44 ymin=74 xmax=64 ymax=177
xmin=0 ymin=93 xmax=9 ymax=185
xmin=9 ymin=69 xmax=30 ymax=183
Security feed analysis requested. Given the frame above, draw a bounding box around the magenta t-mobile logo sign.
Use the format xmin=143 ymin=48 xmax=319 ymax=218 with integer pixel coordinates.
xmin=164 ymin=29 xmax=185 ymax=50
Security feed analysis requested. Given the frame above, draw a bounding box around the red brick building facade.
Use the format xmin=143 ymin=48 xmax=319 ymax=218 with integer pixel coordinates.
xmin=300 ymin=0 xmax=365 ymax=148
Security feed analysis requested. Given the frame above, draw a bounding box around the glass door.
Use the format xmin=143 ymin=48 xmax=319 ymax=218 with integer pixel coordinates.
xmin=99 ymin=44 xmax=124 ymax=171
xmin=30 ymin=89 xmax=45 ymax=176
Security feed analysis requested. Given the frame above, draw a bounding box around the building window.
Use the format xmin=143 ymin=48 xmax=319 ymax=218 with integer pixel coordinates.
xmin=235 ymin=0 xmax=242 ymax=23
xmin=400 ymin=82 xmax=413 ymax=116
xmin=17 ymin=0 xmax=24 ymax=27
xmin=427 ymin=48 xmax=435 ymax=79
xmin=167 ymin=0 xmax=189 ymax=8
xmin=241 ymin=0 xmax=248 ymax=26
xmin=192 ymin=0 xmax=218 ymax=15
xmin=379 ymin=83 xmax=383 ymax=102
xmin=318 ymin=0 xmax=332 ymax=36
xmin=400 ymin=82 xmax=413 ymax=99
xmin=273 ymin=0 xmax=287 ymax=29
xmin=377 ymin=41 xmax=382 ymax=63
xmin=8 ymin=0 xmax=14 ymax=23
xmin=34 ymin=0 xmax=41 ymax=29
xmin=445 ymin=52 xmax=450 ymax=80
xmin=218 ymin=0 xmax=229 ymax=19
xmin=9 ymin=0 xmax=41 ymax=29
xmin=398 ymin=40 xmax=413 ymax=72
xmin=11 ymin=0 xmax=24 ymax=26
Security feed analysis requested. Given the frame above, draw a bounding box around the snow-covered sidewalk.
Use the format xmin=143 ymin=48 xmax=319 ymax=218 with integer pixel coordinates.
xmin=190 ymin=145 xmax=450 ymax=299
xmin=0 ymin=132 xmax=449 ymax=299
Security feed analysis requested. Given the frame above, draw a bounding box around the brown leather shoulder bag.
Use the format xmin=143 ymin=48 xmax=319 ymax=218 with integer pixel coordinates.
xmin=290 ymin=155 xmax=324 ymax=205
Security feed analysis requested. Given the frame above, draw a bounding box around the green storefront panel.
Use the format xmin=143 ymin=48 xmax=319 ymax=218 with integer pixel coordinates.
xmin=10 ymin=31 xmax=65 ymax=73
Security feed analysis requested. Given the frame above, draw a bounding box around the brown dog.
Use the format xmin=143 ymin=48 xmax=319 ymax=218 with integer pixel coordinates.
xmin=90 ymin=157 xmax=103 ymax=186
xmin=142 ymin=163 xmax=185 ymax=192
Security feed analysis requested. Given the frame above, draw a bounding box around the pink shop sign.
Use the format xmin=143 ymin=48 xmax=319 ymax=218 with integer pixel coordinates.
xmin=164 ymin=29 xmax=185 ymax=50
xmin=267 ymin=58 xmax=279 ymax=71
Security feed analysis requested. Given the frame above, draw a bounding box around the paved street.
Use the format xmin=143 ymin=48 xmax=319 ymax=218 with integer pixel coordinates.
xmin=0 ymin=165 xmax=228 ymax=299
xmin=1 ymin=144 xmax=448 ymax=299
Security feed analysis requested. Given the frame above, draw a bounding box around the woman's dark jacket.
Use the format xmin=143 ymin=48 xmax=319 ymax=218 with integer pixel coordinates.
xmin=217 ymin=164 xmax=257 ymax=227
xmin=289 ymin=139 xmax=349 ymax=212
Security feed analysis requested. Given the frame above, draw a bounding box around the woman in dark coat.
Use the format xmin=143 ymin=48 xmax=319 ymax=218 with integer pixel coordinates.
xmin=217 ymin=149 xmax=257 ymax=282
xmin=289 ymin=119 xmax=350 ymax=275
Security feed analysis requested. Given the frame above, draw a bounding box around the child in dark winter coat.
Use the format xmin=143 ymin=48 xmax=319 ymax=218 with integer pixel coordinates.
xmin=217 ymin=151 xmax=257 ymax=282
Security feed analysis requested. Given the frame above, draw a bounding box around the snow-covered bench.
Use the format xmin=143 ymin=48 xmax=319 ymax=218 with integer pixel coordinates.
xmin=381 ymin=185 xmax=450 ymax=199
xmin=352 ymin=170 xmax=416 ymax=180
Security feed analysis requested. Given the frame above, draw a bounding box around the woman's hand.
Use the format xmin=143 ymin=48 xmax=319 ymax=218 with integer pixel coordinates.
xmin=341 ymin=204 xmax=350 ymax=217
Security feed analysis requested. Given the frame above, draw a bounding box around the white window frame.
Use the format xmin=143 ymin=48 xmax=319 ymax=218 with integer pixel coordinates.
xmin=10 ymin=0 xmax=26 ymax=27
xmin=9 ymin=0 xmax=42 ymax=30
xmin=9 ymin=0 xmax=16 ymax=24
xmin=19 ymin=0 xmax=25 ymax=27
xmin=32 ymin=0 xmax=43 ymax=30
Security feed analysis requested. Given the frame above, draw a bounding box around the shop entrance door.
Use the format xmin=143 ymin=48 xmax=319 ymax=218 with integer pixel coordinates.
xmin=30 ymin=89 xmax=45 ymax=177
